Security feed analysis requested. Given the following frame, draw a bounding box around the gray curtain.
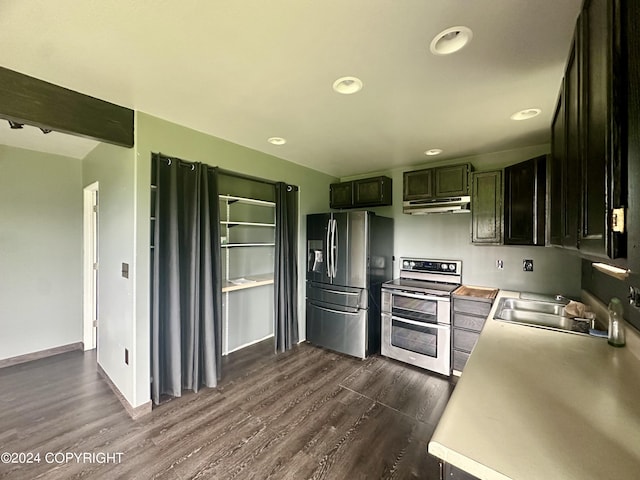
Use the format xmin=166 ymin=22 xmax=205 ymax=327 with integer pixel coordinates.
xmin=151 ymin=154 xmax=222 ymax=405
xmin=274 ymin=182 xmax=299 ymax=352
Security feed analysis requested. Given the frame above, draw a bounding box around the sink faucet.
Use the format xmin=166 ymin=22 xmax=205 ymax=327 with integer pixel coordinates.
xmin=555 ymin=294 xmax=571 ymax=304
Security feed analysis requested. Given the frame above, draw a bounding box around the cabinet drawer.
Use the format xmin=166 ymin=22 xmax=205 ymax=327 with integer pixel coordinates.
xmin=453 ymin=329 xmax=480 ymax=353
xmin=453 ymin=298 xmax=492 ymax=317
xmin=452 ymin=350 xmax=471 ymax=372
xmin=452 ymin=312 xmax=486 ymax=332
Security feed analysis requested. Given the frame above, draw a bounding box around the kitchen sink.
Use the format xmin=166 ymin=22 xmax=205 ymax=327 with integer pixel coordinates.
xmin=493 ymin=297 xmax=591 ymax=335
xmin=499 ymin=298 xmax=566 ymax=316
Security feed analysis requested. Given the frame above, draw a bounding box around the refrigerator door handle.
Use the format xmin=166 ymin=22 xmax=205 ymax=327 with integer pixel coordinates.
xmin=331 ymin=218 xmax=338 ymax=278
xmin=310 ymin=303 xmax=361 ymax=316
xmin=325 ymin=217 xmax=332 ymax=278
xmin=315 ymin=288 xmax=360 ymax=296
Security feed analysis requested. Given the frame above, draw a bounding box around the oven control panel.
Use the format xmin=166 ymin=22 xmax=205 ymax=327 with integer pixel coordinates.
xmin=401 ymin=258 xmax=461 ymax=275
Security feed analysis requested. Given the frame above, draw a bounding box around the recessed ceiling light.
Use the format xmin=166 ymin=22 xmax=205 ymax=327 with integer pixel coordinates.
xmin=425 ymin=148 xmax=443 ymax=156
xmin=332 ymin=76 xmax=363 ymax=95
xmin=267 ymin=137 xmax=286 ymax=145
xmin=510 ymin=108 xmax=542 ymax=121
xmin=430 ymin=26 xmax=473 ymax=55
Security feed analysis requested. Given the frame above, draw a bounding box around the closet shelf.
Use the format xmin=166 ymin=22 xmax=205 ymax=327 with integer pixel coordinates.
xmin=219 ymin=195 xmax=275 ymax=207
xmin=222 ymin=274 xmax=274 ymax=292
xmin=221 ymin=221 xmax=275 ymax=228
xmin=222 ymin=243 xmax=275 ymax=248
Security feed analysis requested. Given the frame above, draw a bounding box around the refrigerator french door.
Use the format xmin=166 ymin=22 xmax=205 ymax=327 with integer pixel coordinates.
xmin=306 ymin=211 xmax=393 ymax=359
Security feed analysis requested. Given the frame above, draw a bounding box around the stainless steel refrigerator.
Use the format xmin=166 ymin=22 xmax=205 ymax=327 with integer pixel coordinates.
xmin=306 ymin=211 xmax=393 ymax=358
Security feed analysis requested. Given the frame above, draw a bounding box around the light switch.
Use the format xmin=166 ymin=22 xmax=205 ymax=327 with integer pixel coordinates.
xmin=122 ymin=262 xmax=129 ymax=279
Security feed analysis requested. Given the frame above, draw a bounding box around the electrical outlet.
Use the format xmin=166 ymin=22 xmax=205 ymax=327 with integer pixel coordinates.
xmin=496 ymin=259 xmax=504 ymax=270
xmin=122 ymin=262 xmax=129 ymax=279
xmin=523 ymin=259 xmax=534 ymax=272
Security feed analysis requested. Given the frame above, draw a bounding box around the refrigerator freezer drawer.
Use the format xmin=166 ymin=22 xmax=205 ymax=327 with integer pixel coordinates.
xmin=306 ymin=301 xmax=368 ymax=359
xmin=307 ymin=282 xmax=367 ymax=310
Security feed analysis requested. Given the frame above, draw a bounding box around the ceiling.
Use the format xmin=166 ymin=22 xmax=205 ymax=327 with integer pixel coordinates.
xmin=0 ymin=0 xmax=583 ymax=177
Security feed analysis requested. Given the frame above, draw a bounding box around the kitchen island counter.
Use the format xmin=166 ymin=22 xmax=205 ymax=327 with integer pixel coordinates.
xmin=428 ymin=290 xmax=640 ymax=480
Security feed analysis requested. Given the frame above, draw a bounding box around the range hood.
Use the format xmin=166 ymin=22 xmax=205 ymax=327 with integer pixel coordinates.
xmin=403 ymin=196 xmax=471 ymax=214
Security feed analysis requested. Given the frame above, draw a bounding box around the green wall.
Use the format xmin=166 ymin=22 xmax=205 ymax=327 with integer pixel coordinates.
xmin=342 ymin=144 xmax=583 ymax=297
xmin=132 ymin=112 xmax=337 ymax=406
xmin=0 ymin=145 xmax=83 ymax=360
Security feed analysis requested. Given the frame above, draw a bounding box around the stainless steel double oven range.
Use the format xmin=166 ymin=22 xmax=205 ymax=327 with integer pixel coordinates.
xmin=381 ymin=258 xmax=461 ymax=376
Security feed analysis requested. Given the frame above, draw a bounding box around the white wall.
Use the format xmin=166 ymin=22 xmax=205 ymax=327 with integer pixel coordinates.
xmin=82 ymin=142 xmax=137 ymax=404
xmin=345 ymin=145 xmax=583 ymax=297
xmin=0 ymin=145 xmax=83 ymax=360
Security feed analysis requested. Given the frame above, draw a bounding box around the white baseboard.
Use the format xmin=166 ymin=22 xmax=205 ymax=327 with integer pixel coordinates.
xmin=96 ymin=364 xmax=152 ymax=419
xmin=0 ymin=342 xmax=83 ymax=369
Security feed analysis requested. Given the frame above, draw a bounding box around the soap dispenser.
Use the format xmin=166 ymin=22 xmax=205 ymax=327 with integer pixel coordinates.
xmin=607 ymin=297 xmax=626 ymax=347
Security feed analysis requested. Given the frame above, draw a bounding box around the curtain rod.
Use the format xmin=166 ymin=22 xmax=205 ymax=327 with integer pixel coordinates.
xmin=153 ymin=153 xmax=298 ymax=189
xmin=217 ymin=168 xmax=276 ymax=187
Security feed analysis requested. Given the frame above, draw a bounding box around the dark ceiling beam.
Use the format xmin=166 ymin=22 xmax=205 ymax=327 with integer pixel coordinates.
xmin=0 ymin=66 xmax=134 ymax=148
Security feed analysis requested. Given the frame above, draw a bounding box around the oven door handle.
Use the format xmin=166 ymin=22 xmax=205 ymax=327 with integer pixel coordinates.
xmin=390 ymin=316 xmax=450 ymax=329
xmin=383 ymin=290 xmax=447 ymax=302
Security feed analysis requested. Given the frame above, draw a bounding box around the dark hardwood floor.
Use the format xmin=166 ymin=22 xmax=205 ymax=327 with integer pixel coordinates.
xmin=0 ymin=340 xmax=455 ymax=479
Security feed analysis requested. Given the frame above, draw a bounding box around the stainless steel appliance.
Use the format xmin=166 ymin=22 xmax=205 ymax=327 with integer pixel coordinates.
xmin=381 ymin=258 xmax=462 ymax=375
xmin=306 ymin=211 xmax=393 ymax=359
xmin=402 ymin=195 xmax=471 ymax=214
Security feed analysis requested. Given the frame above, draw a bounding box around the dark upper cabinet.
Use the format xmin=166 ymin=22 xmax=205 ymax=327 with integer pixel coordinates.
xmin=550 ymin=83 xmax=565 ymax=246
xmin=564 ymin=37 xmax=581 ymax=250
xmin=550 ymin=0 xmax=628 ymax=260
xmin=353 ymin=176 xmax=392 ymax=207
xmin=504 ymin=156 xmax=546 ymax=246
xmin=435 ymin=164 xmax=470 ymax=197
xmin=579 ymin=0 xmax=625 ymax=258
xmin=471 ymin=170 xmax=502 ymax=245
xmin=330 ymin=176 xmax=392 ymax=209
xmin=403 ymin=163 xmax=470 ymax=201
xmin=403 ymin=168 xmax=433 ymax=201
xmin=330 ymin=181 xmax=353 ymax=209
xmin=626 ymin=0 xmax=640 ymax=274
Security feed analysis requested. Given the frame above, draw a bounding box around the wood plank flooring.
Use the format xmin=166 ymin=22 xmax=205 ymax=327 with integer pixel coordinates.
xmin=0 ymin=340 xmax=455 ymax=479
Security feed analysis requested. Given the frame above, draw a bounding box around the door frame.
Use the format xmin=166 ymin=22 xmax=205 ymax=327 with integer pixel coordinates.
xmin=83 ymin=181 xmax=99 ymax=351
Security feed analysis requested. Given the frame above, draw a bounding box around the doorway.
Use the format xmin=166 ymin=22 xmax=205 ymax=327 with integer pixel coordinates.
xmin=83 ymin=182 xmax=99 ymax=351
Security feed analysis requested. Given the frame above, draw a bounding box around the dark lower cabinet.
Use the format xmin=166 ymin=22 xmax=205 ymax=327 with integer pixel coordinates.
xmin=441 ymin=462 xmax=480 ymax=480
xmin=504 ymin=155 xmax=546 ymax=245
xmin=452 ymin=287 xmax=497 ymax=373
xmin=330 ymin=176 xmax=392 ymax=209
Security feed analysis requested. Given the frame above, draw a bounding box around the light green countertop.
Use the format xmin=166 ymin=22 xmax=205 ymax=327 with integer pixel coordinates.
xmin=429 ymin=290 xmax=640 ymax=480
